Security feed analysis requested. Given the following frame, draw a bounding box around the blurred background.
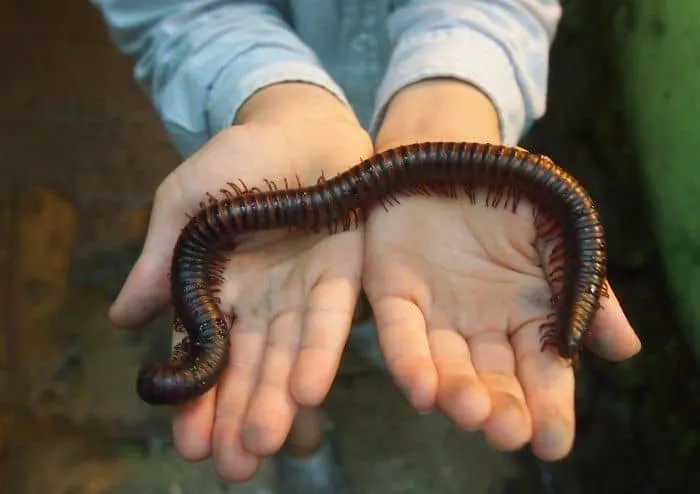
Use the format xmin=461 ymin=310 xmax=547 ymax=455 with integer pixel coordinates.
xmin=1 ymin=0 xmax=698 ymax=492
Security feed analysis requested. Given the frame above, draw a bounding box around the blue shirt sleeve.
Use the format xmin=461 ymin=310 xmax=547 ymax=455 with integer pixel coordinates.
xmin=371 ymin=0 xmax=562 ymax=145
xmin=89 ymin=0 xmax=351 ymax=158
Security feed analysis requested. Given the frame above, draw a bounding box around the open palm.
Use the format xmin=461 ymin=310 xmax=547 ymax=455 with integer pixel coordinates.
xmin=109 ymin=122 xmax=373 ymax=480
xmin=363 ymin=190 xmax=640 ymax=461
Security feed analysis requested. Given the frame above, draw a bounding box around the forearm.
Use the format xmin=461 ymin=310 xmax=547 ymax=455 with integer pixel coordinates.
xmin=375 ymin=78 xmax=501 ymax=151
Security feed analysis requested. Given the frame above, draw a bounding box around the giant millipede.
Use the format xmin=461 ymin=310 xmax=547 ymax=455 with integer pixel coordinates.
xmin=135 ymin=141 xmax=609 ymax=406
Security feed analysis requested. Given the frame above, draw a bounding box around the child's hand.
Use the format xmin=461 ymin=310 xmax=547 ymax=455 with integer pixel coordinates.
xmin=363 ymin=188 xmax=640 ymax=461
xmin=365 ymin=79 xmax=641 ymax=462
xmin=108 ymin=84 xmax=373 ymax=481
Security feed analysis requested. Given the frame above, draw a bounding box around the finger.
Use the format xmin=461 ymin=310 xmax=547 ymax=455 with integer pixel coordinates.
xmin=511 ymin=319 xmax=576 ymax=461
xmin=586 ymin=282 xmax=642 ymax=361
xmin=172 ymin=386 xmax=218 ymax=461
xmin=429 ymin=328 xmax=491 ymax=429
xmin=110 ymin=180 xmax=188 ymax=327
xmin=469 ymin=331 xmax=532 ymax=451
xmin=108 ymin=250 xmax=172 ymax=327
xmin=372 ymin=295 xmax=437 ymax=411
xmin=170 ymin=328 xmax=217 ymax=461
xmin=211 ymin=324 xmax=267 ymax=482
xmin=242 ymin=309 xmax=302 ymax=456
xmin=291 ymin=274 xmax=358 ymax=407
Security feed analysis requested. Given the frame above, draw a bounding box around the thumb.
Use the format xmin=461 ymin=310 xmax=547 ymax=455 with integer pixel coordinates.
xmin=108 ymin=249 xmax=172 ymax=327
xmin=109 ymin=181 xmax=190 ymax=327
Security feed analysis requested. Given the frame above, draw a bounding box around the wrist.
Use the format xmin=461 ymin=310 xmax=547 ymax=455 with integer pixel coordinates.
xmin=230 ymin=82 xmax=373 ymax=181
xmin=374 ymin=78 xmax=502 ymax=152
xmin=235 ymin=82 xmax=358 ymax=129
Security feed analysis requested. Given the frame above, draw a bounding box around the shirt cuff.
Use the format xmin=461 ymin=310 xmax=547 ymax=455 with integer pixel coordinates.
xmin=370 ymin=27 xmax=526 ymax=146
xmin=206 ymin=59 xmax=351 ymax=137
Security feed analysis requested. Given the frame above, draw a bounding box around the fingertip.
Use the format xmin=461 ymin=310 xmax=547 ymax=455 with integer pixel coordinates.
xmin=241 ymin=423 xmax=291 ymax=458
xmin=241 ymin=393 xmax=296 ymax=457
xmin=588 ymin=286 xmax=642 ymax=361
xmin=484 ymin=410 xmax=531 ymax=452
xmin=290 ymin=349 xmax=339 ymax=407
xmin=108 ymin=296 xmax=165 ymax=328
xmin=391 ymin=356 xmax=438 ymax=412
xmin=172 ymin=389 xmax=217 ymax=461
xmin=530 ymin=417 xmax=574 ymax=462
xmin=629 ymin=335 xmax=643 ymax=357
xmin=438 ymin=377 xmax=491 ymax=430
xmin=410 ymin=381 xmax=438 ymax=412
xmin=108 ymin=260 xmax=171 ymax=327
xmin=213 ymin=450 xmax=261 ymax=483
xmin=483 ymin=392 xmax=532 ymax=452
xmin=107 ymin=299 xmax=133 ymax=328
xmin=212 ymin=430 xmax=261 ymax=482
xmin=588 ymin=322 xmax=642 ymax=362
xmin=107 ymin=277 xmax=133 ymax=327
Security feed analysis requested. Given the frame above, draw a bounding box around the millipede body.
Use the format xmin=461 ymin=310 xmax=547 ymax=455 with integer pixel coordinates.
xmin=136 ymin=141 xmax=608 ymax=406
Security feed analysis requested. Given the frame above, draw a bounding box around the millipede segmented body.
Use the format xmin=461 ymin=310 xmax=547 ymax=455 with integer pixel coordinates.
xmin=136 ymin=141 xmax=608 ymax=406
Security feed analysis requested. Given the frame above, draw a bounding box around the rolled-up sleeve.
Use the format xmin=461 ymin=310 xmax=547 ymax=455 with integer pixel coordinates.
xmin=90 ymin=0 xmax=350 ymax=157
xmin=371 ymin=0 xmax=562 ymax=145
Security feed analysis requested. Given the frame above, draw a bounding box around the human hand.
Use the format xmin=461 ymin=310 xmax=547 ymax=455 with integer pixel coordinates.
xmin=364 ymin=80 xmax=642 ymax=461
xmin=109 ymin=83 xmax=373 ymax=480
xmin=363 ymin=188 xmax=640 ymax=460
